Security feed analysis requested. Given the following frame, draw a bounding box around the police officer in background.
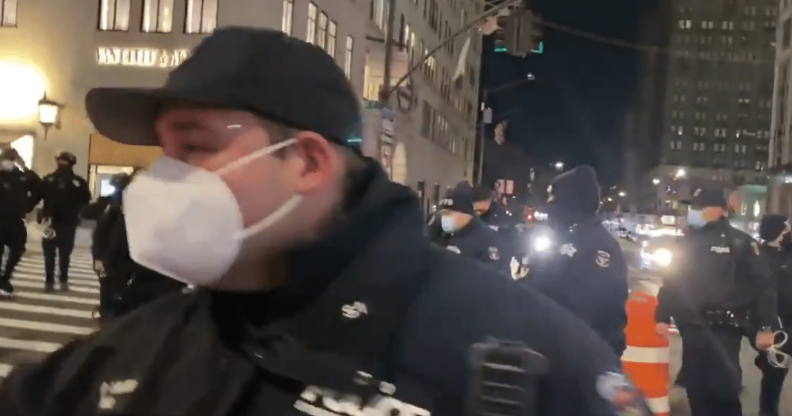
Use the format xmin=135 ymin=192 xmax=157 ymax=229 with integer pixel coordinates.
xmin=0 ymin=148 xmax=42 ymax=297
xmin=755 ymin=214 xmax=792 ymax=416
xmin=655 ymin=183 xmax=777 ymax=416
xmin=523 ymin=165 xmax=628 ymax=356
xmin=431 ymin=182 xmax=505 ymax=269
xmin=39 ymin=151 xmax=91 ymax=292
xmin=0 ymin=28 xmax=636 ymax=416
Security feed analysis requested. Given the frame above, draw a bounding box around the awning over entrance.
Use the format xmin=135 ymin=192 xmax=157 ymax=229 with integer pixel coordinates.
xmin=89 ymin=133 xmax=162 ymax=167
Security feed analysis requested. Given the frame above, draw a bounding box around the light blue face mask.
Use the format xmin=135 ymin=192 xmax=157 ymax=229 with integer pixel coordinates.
xmin=441 ymin=215 xmax=456 ymax=232
xmin=687 ymin=209 xmax=706 ymax=228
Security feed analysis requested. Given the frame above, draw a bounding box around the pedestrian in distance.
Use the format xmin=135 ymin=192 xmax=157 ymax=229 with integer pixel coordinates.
xmin=38 ymin=151 xmax=91 ymax=292
xmin=0 ymin=27 xmax=640 ymax=416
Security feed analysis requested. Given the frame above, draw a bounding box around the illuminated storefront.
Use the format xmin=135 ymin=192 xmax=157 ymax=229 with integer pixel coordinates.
xmin=88 ymin=134 xmax=161 ymax=197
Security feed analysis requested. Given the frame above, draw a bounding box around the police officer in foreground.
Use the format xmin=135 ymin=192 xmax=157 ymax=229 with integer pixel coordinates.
xmin=39 ymin=151 xmax=91 ymax=292
xmin=655 ymin=183 xmax=777 ymax=416
xmin=0 ymin=28 xmax=638 ymax=416
xmin=0 ymin=148 xmax=42 ymax=297
xmin=755 ymin=214 xmax=792 ymax=416
xmin=522 ymin=165 xmax=628 ymax=356
xmin=431 ymin=182 xmax=506 ymax=270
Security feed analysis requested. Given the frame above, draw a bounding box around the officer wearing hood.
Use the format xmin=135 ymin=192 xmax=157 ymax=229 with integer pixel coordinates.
xmin=754 ymin=214 xmax=792 ymax=416
xmin=655 ymin=182 xmax=777 ymax=416
xmin=524 ymin=165 xmax=628 ymax=355
xmin=0 ymin=28 xmax=637 ymax=416
xmin=0 ymin=148 xmax=42 ymax=297
xmin=432 ymin=182 xmax=504 ymax=268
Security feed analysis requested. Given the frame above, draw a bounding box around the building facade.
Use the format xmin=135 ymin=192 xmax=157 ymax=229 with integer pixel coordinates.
xmin=654 ymin=0 xmax=775 ymax=203
xmin=360 ymin=0 xmax=480 ymax=190
xmin=0 ymin=0 xmax=369 ymax=197
xmin=768 ymin=0 xmax=792 ymax=214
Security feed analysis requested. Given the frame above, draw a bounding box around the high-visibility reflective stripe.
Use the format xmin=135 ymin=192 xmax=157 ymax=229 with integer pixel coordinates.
xmin=645 ymin=396 xmax=670 ymax=414
xmin=621 ymin=346 xmax=670 ymax=364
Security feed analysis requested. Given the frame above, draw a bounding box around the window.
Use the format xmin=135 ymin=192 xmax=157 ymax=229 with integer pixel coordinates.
xmin=142 ymin=0 xmax=173 ymax=33
xmin=344 ymin=36 xmax=354 ymax=78
xmin=281 ymin=0 xmax=293 ymax=35
xmin=98 ymin=0 xmax=130 ymax=31
xmin=784 ymin=18 xmax=791 ymax=49
xmin=307 ymin=3 xmax=317 ymax=44
xmin=185 ymin=0 xmax=217 ymax=34
xmin=317 ymin=12 xmax=328 ymax=50
xmin=327 ymin=21 xmax=337 ymax=57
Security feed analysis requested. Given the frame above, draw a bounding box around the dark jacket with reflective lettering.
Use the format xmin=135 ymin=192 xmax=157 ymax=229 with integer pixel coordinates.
xmin=0 ymin=162 xmax=623 ymax=416
xmin=655 ymin=218 xmax=777 ymax=329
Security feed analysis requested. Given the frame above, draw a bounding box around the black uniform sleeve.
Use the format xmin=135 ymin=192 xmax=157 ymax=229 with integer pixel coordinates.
xmin=23 ymin=170 xmax=43 ymax=213
xmin=75 ymin=176 xmax=92 ymax=206
xmin=655 ymin=282 xmax=673 ymax=324
xmin=38 ymin=174 xmax=55 ymax=222
xmin=745 ymin=240 xmax=778 ymax=330
xmin=0 ymin=337 xmax=88 ymax=414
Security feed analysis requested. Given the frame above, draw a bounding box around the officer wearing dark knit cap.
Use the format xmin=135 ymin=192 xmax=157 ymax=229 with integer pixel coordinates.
xmin=656 ymin=178 xmax=778 ymax=416
xmin=0 ymin=27 xmax=635 ymax=416
xmin=431 ymin=182 xmax=505 ymax=269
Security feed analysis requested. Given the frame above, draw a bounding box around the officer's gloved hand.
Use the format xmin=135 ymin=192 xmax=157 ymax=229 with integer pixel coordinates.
xmin=510 ymin=257 xmax=529 ymax=280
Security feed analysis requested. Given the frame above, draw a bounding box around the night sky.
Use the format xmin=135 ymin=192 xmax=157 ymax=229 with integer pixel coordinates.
xmin=482 ymin=0 xmax=657 ymax=185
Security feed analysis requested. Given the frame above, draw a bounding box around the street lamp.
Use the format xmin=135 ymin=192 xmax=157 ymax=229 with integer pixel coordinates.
xmin=674 ymin=168 xmax=686 ymax=179
xmin=618 ymin=191 xmax=626 ymax=197
xmin=652 ymin=178 xmax=660 ymax=185
xmin=554 ymin=161 xmax=564 ymax=171
xmin=38 ymin=93 xmax=62 ymax=140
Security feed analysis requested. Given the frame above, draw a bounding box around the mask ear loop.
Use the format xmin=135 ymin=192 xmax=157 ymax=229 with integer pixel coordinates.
xmin=215 ymin=138 xmax=297 ymax=176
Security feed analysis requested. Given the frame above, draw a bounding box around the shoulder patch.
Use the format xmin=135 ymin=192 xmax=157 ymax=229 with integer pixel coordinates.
xmin=489 ymin=247 xmax=500 ymax=260
xmin=595 ymin=250 xmax=610 ymax=267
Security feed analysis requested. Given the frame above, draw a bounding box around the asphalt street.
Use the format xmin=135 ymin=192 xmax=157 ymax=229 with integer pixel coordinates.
xmin=0 ymin=249 xmax=97 ymax=378
xmin=619 ymin=239 xmax=792 ymax=416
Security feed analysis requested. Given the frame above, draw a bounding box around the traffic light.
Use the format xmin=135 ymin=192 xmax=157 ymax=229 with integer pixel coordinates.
xmin=492 ymin=9 xmax=543 ymax=56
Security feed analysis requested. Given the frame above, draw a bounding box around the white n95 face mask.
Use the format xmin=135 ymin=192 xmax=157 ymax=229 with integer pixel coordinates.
xmin=123 ymin=139 xmax=302 ymax=286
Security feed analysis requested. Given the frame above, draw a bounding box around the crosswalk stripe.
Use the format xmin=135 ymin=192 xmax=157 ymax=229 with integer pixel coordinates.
xmin=15 ymin=291 xmax=99 ymax=306
xmin=0 ymin=301 xmax=93 ymax=319
xmin=0 ymin=336 xmax=60 ymax=353
xmin=11 ymin=280 xmax=99 ymax=294
xmin=13 ymin=265 xmax=96 ymax=276
xmin=0 ymin=317 xmax=94 ymax=335
xmin=11 ymin=272 xmax=98 ymax=286
xmin=12 ymin=274 xmax=99 ymax=288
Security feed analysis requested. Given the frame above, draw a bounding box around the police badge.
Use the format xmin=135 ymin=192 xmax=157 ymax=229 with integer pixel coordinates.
xmin=489 ymin=247 xmax=500 ymax=260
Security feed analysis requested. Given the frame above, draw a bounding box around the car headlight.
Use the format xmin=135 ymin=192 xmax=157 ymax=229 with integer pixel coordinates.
xmin=652 ymin=248 xmax=672 ymax=267
xmin=533 ymin=235 xmax=551 ymax=252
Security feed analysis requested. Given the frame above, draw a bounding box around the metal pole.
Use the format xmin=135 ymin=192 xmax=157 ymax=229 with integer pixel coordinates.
xmin=379 ymin=0 xmax=397 ymax=102
xmin=385 ymin=0 xmax=519 ymax=99
xmin=476 ymin=89 xmax=488 ymax=185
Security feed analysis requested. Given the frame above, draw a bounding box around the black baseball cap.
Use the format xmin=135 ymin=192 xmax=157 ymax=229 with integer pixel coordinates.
xmin=681 ymin=181 xmax=727 ymax=208
xmin=85 ymin=27 xmax=361 ymax=147
xmin=438 ymin=182 xmax=475 ymax=215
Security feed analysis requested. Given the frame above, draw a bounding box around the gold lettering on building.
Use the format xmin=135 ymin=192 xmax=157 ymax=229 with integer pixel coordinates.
xmin=96 ymin=47 xmax=190 ymax=68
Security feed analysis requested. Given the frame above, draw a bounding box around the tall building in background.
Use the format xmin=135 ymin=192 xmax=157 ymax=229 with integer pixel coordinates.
xmin=649 ymin=0 xmax=775 ymax=207
xmin=768 ymin=0 xmax=792 ymax=214
xmin=361 ymin=0 xmax=481 ymax=189
xmin=626 ymin=0 xmax=672 ymax=213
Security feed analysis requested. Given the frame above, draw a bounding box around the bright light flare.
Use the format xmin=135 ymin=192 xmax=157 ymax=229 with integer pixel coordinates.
xmin=0 ymin=60 xmax=47 ymax=124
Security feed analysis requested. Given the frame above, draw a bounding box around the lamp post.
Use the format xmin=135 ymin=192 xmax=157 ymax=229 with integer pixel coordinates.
xmin=38 ymin=93 xmax=62 ymax=140
xmin=554 ymin=161 xmax=564 ymax=171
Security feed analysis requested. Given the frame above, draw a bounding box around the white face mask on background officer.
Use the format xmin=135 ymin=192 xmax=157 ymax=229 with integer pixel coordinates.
xmin=124 ymin=106 xmax=349 ymax=291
